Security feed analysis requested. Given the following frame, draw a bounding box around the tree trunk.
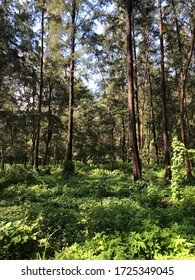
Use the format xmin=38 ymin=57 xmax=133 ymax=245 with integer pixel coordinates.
xmin=180 ymin=76 xmax=192 ymax=176
xmin=31 ymin=70 xmax=36 ymax=168
xmin=144 ymin=28 xmax=159 ymax=163
xmin=171 ymin=0 xmax=194 ymax=176
xmin=67 ymin=0 xmax=76 ymax=162
xmin=132 ymin=19 xmax=141 ymax=151
xmin=149 ymin=70 xmax=159 ymax=164
xmin=35 ymin=5 xmax=44 ymax=171
xmin=121 ymin=117 xmax=126 ymax=163
xmin=158 ymin=0 xmax=171 ymax=179
xmin=126 ymin=0 xmax=142 ymax=181
xmin=0 ymin=145 xmax=4 ymax=170
xmin=111 ymin=121 xmax=115 ymax=168
xmin=43 ymin=82 xmax=53 ymax=166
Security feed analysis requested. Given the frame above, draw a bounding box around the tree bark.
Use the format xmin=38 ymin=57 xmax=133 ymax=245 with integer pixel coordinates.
xmin=132 ymin=19 xmax=141 ymax=151
xmin=126 ymin=0 xmax=142 ymax=181
xmin=145 ymin=25 xmax=159 ymax=164
xmin=0 ymin=145 xmax=4 ymax=170
xmin=121 ymin=117 xmax=126 ymax=163
xmin=158 ymin=0 xmax=171 ymax=179
xmin=67 ymin=0 xmax=76 ymax=162
xmin=43 ymin=81 xmax=53 ymax=166
xmin=148 ymin=69 xmax=159 ymax=164
xmin=35 ymin=4 xmax=44 ymax=171
xmin=31 ymin=70 xmax=36 ymax=168
xmin=171 ymin=0 xmax=194 ymax=176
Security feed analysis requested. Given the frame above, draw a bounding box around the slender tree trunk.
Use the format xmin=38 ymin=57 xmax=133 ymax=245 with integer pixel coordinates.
xmin=139 ymin=30 xmax=149 ymax=153
xmin=148 ymin=69 xmax=159 ymax=164
xmin=111 ymin=121 xmax=115 ymax=168
xmin=126 ymin=0 xmax=141 ymax=181
xmin=171 ymin=0 xmax=194 ymax=176
xmin=132 ymin=19 xmax=141 ymax=151
xmin=147 ymin=114 xmax=151 ymax=165
xmin=31 ymin=80 xmax=36 ymax=167
xmin=121 ymin=117 xmax=126 ymax=162
xmin=35 ymin=5 xmax=44 ymax=171
xmin=0 ymin=145 xmax=4 ymax=170
xmin=180 ymin=75 xmax=192 ymax=176
xmin=67 ymin=0 xmax=76 ymax=162
xmin=43 ymin=82 xmax=53 ymax=166
xmin=144 ymin=28 xmax=159 ymax=162
xmin=158 ymin=0 xmax=171 ymax=179
xmin=24 ymin=123 xmax=28 ymax=168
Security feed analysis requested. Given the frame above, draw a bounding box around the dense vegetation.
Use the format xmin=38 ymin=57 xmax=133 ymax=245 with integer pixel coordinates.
xmin=0 ymin=0 xmax=195 ymax=259
xmin=0 ymin=151 xmax=195 ymax=259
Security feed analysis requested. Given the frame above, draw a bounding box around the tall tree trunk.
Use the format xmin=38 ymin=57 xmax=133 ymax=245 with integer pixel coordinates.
xmin=146 ymin=114 xmax=151 ymax=165
xmin=67 ymin=0 xmax=76 ymax=162
xmin=158 ymin=0 xmax=171 ymax=179
xmin=43 ymin=82 xmax=53 ymax=166
xmin=180 ymin=76 xmax=192 ymax=177
xmin=121 ymin=117 xmax=126 ymax=163
xmin=31 ymin=70 xmax=36 ymax=168
xmin=35 ymin=4 xmax=44 ymax=171
xmin=145 ymin=27 xmax=159 ymax=163
xmin=171 ymin=0 xmax=194 ymax=177
xmin=0 ymin=145 xmax=4 ymax=170
xmin=132 ymin=19 xmax=141 ymax=151
xmin=148 ymin=69 xmax=159 ymax=164
xmin=126 ymin=0 xmax=142 ymax=181
xmin=111 ymin=121 xmax=115 ymax=168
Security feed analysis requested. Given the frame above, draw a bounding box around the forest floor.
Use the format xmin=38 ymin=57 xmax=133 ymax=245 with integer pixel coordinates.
xmin=0 ymin=162 xmax=195 ymax=260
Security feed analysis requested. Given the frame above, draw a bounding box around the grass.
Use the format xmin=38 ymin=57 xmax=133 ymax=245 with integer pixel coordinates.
xmin=0 ymin=163 xmax=195 ymax=259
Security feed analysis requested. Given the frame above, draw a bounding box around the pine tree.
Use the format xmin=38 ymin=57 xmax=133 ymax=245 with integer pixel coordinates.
xmin=126 ymin=0 xmax=142 ymax=180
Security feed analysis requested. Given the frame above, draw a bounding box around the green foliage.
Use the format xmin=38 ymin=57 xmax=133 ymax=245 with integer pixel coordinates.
xmin=171 ymin=138 xmax=185 ymax=177
xmin=62 ymin=160 xmax=75 ymax=177
xmin=55 ymin=228 xmax=195 ymax=260
xmin=0 ymin=217 xmax=46 ymax=260
xmin=0 ymin=163 xmax=195 ymax=259
xmin=0 ymin=165 xmax=36 ymax=188
xmin=170 ymin=137 xmax=190 ymax=201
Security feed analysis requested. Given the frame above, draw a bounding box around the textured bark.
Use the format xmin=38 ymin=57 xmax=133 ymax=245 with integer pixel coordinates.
xmin=31 ymin=70 xmax=36 ymax=168
xmin=43 ymin=82 xmax=53 ymax=166
xmin=132 ymin=20 xmax=141 ymax=151
xmin=148 ymin=69 xmax=159 ymax=164
xmin=126 ymin=0 xmax=142 ymax=181
xmin=171 ymin=0 xmax=194 ymax=176
xmin=67 ymin=0 xmax=76 ymax=162
xmin=121 ymin=117 xmax=126 ymax=163
xmin=35 ymin=5 xmax=44 ymax=171
xmin=0 ymin=145 xmax=4 ymax=170
xmin=158 ymin=0 xmax=171 ymax=179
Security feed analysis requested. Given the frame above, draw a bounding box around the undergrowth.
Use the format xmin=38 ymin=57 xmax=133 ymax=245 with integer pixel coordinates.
xmin=0 ymin=161 xmax=195 ymax=260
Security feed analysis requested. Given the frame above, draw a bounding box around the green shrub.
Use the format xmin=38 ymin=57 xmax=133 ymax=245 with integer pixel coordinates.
xmin=1 ymin=163 xmax=195 ymax=260
xmin=62 ymin=160 xmax=75 ymax=177
xmin=0 ymin=217 xmax=46 ymax=259
xmin=55 ymin=228 xmax=195 ymax=260
xmin=0 ymin=165 xmax=36 ymax=188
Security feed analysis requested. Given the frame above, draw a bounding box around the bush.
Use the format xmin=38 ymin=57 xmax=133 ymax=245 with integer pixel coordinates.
xmin=0 ymin=165 xmax=36 ymax=188
xmin=62 ymin=160 xmax=75 ymax=177
xmin=55 ymin=228 xmax=195 ymax=260
xmin=0 ymin=217 xmax=46 ymax=259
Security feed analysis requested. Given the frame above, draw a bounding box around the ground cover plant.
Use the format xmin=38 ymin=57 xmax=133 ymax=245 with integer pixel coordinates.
xmin=0 ymin=162 xmax=195 ymax=260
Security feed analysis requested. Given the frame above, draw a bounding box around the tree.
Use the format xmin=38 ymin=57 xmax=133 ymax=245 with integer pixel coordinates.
xmin=169 ymin=0 xmax=195 ymax=176
xmin=42 ymin=0 xmax=66 ymax=166
xmin=34 ymin=0 xmax=45 ymax=171
xmin=158 ymin=0 xmax=171 ymax=179
xmin=126 ymin=0 xmax=142 ymax=180
xmin=67 ymin=0 xmax=76 ymax=162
